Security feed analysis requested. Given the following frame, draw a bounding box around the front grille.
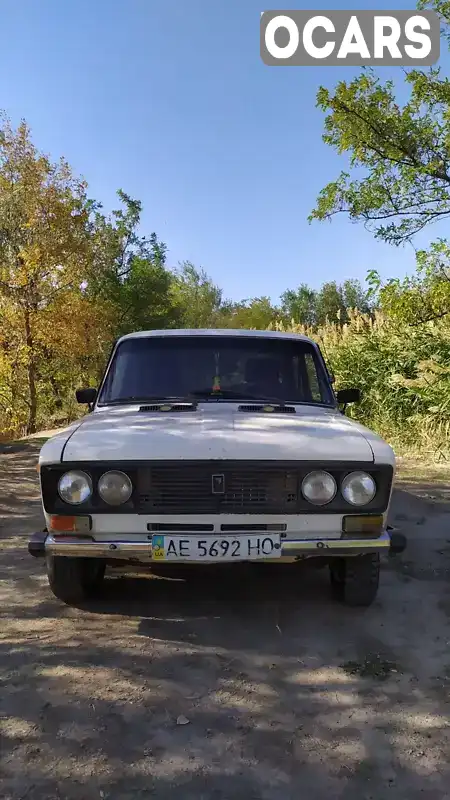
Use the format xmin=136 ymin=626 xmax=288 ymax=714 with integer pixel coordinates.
xmin=135 ymin=461 xmax=393 ymax=515
xmin=40 ymin=460 xmax=393 ymax=516
xmin=137 ymin=464 xmax=300 ymax=514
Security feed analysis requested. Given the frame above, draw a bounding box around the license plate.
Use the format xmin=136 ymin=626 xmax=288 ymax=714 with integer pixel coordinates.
xmin=151 ymin=534 xmax=281 ymax=562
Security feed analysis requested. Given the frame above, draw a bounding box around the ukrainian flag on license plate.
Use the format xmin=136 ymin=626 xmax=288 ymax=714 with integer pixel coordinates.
xmin=152 ymin=535 xmax=165 ymax=560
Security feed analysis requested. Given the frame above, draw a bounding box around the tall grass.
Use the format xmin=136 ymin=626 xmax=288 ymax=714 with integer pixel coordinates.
xmin=273 ymin=311 xmax=450 ymax=459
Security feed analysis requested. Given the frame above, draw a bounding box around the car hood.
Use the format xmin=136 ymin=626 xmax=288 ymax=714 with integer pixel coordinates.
xmin=39 ymin=404 xmax=393 ymax=464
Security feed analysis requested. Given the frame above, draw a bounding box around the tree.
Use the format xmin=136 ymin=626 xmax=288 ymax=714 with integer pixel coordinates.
xmin=217 ymin=296 xmax=280 ymax=330
xmin=315 ymin=281 xmax=347 ymax=325
xmin=309 ymin=66 xmax=450 ymax=245
xmin=88 ymin=191 xmax=177 ymax=337
xmin=171 ymin=261 xmax=223 ymax=328
xmin=0 ymin=115 xmax=93 ymax=432
xmin=309 ymin=0 xmax=450 ymax=247
xmin=280 ymin=284 xmax=317 ymax=326
xmin=341 ymin=278 xmax=372 ymax=315
xmin=280 ymin=279 xmax=370 ymax=327
xmin=309 ymin=1 xmax=450 ymax=327
xmin=367 ymin=239 xmax=450 ymax=325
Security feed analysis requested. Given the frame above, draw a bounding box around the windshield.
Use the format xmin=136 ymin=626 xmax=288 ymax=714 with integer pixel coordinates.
xmin=97 ymin=335 xmax=335 ymax=407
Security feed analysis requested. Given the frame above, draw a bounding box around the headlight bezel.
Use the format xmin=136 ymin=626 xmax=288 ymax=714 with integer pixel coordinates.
xmin=341 ymin=470 xmax=377 ymax=507
xmin=57 ymin=470 xmax=93 ymax=506
xmin=98 ymin=470 xmax=133 ymax=506
xmin=301 ymin=470 xmax=337 ymax=506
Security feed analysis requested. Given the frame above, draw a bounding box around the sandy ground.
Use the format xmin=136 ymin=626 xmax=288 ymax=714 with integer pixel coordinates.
xmin=1 ymin=442 xmax=450 ymax=799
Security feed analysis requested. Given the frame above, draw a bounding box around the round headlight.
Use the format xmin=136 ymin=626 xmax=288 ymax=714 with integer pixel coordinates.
xmin=98 ymin=470 xmax=133 ymax=506
xmin=341 ymin=471 xmax=376 ymax=506
xmin=302 ymin=471 xmax=337 ymax=506
xmin=58 ymin=470 xmax=92 ymax=505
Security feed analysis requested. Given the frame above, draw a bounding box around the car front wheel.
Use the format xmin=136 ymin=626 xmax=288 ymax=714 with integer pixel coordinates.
xmin=329 ymin=553 xmax=380 ymax=607
xmin=46 ymin=556 xmax=106 ymax=604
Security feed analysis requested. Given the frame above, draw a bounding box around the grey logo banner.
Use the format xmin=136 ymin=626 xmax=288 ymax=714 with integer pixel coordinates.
xmin=260 ymin=10 xmax=440 ymax=66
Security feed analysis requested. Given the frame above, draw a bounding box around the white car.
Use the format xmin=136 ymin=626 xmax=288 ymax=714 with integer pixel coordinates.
xmin=29 ymin=328 xmax=405 ymax=607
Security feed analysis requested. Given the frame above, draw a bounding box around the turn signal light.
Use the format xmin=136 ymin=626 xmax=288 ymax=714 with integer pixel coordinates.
xmin=342 ymin=515 xmax=384 ymax=537
xmin=49 ymin=515 xmax=92 ymax=533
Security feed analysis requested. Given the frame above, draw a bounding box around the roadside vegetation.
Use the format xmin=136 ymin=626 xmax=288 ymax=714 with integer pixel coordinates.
xmin=2 ymin=0 xmax=450 ymax=462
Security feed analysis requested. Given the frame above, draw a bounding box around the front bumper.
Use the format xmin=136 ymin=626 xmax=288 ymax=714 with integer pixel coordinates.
xmin=28 ymin=528 xmax=406 ymax=561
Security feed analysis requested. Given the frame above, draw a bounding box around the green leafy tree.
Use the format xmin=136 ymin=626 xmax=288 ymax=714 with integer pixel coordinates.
xmin=218 ymin=296 xmax=280 ymax=330
xmin=280 ymin=284 xmax=317 ymax=326
xmin=315 ymin=281 xmax=347 ymax=325
xmin=281 ymin=279 xmax=371 ymax=328
xmin=171 ymin=261 xmax=223 ymax=328
xmin=341 ymin=278 xmax=372 ymax=315
xmin=367 ymin=240 xmax=450 ymax=325
xmin=88 ymin=191 xmax=177 ymax=338
xmin=309 ymin=66 xmax=450 ymax=245
xmin=309 ymin=1 xmax=450 ymax=329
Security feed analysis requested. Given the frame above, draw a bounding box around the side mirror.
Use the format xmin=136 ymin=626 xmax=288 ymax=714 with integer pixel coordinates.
xmin=336 ymin=388 xmax=361 ymax=406
xmin=76 ymin=387 xmax=97 ymax=406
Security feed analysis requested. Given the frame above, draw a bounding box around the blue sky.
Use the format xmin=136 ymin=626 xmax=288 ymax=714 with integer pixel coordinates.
xmin=0 ymin=0 xmax=446 ymax=302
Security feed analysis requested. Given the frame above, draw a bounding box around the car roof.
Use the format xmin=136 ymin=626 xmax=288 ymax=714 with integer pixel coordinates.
xmin=117 ymin=328 xmax=315 ymax=345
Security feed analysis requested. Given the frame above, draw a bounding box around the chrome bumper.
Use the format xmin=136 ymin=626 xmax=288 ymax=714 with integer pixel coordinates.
xmin=29 ymin=529 xmax=404 ymax=561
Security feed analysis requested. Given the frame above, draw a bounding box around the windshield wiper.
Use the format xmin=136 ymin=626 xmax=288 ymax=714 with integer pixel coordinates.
xmin=188 ymin=389 xmax=286 ymax=405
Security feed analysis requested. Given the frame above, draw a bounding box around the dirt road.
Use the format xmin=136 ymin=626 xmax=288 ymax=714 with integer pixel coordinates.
xmin=1 ymin=442 xmax=450 ymax=799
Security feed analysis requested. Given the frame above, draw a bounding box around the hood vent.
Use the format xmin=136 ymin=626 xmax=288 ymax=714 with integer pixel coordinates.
xmin=139 ymin=403 xmax=197 ymax=413
xmin=238 ymin=404 xmax=296 ymax=414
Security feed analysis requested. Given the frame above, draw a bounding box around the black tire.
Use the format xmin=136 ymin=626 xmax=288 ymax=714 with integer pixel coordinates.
xmin=46 ymin=556 xmax=106 ymax=604
xmin=329 ymin=553 xmax=380 ymax=607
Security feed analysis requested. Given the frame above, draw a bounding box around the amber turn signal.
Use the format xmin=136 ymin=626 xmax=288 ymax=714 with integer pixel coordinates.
xmin=49 ymin=515 xmax=92 ymax=533
xmin=342 ymin=515 xmax=384 ymax=537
